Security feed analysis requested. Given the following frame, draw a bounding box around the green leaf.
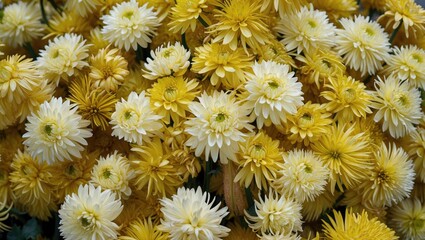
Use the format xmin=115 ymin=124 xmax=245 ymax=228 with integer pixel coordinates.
xmin=7 ymin=225 xmax=25 ymax=240
xmin=22 ymin=218 xmax=42 ymax=240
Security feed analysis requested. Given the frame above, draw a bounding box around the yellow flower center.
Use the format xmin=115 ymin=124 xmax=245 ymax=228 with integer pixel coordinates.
xmin=330 ymin=151 xmax=341 ymax=160
xmin=102 ymin=168 xmax=112 ymax=179
xmin=304 ymin=163 xmax=313 ymax=173
xmin=343 ymin=88 xmax=356 ymax=103
xmin=307 ymin=20 xmax=317 ymax=28
xmin=412 ymin=53 xmax=423 ymax=63
xmin=364 ymin=27 xmax=375 ymax=36
xmin=164 ymin=86 xmax=177 ymax=102
xmin=124 ymin=111 xmax=132 ymax=120
xmin=250 ymin=143 xmax=266 ymax=160
xmin=79 ymin=211 xmax=97 ymax=230
xmin=123 ymin=11 xmax=134 ymax=19
xmin=267 ymin=80 xmax=279 ymax=89
xmin=396 ymin=93 xmax=410 ymax=106
xmin=215 ymin=113 xmax=227 ymax=122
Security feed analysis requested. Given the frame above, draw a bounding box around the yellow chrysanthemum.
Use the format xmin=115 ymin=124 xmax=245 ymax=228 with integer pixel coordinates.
xmin=64 ymin=0 xmax=102 ymax=17
xmin=340 ymin=188 xmax=388 ymax=222
xmin=191 ymin=43 xmax=254 ymax=88
xmin=287 ymin=102 xmax=332 ymax=146
xmin=308 ymin=0 xmax=357 ymax=24
xmin=234 ymin=131 xmax=283 ymax=189
xmin=46 ymin=10 xmax=93 ymax=38
xmin=169 ymin=145 xmax=202 ymax=182
xmin=323 ymin=209 xmax=398 ymax=240
xmin=68 ymin=76 xmax=117 ymax=130
xmin=302 ymin=186 xmax=341 ymax=221
xmin=403 ymin=127 xmax=425 ymax=182
xmin=257 ymin=39 xmax=296 ymax=69
xmin=0 ymin=201 xmax=11 ymax=232
xmin=260 ymin=0 xmax=307 ymax=18
xmin=388 ymin=198 xmax=425 ymax=240
xmin=311 ymin=124 xmax=373 ymax=193
xmin=321 ymin=75 xmax=373 ymax=122
xmin=119 ymin=217 xmax=168 ymax=240
xmin=89 ymin=47 xmax=129 ymax=92
xmin=168 ymin=0 xmax=210 ymax=34
xmin=148 ymin=76 xmax=199 ymax=124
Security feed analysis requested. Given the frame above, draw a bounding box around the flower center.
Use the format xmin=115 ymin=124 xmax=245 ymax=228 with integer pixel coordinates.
xmin=124 ymin=111 xmax=132 ymax=120
xmin=329 ymin=151 xmax=341 ymax=160
xmin=251 ymin=143 xmax=266 ymax=160
xmin=162 ymin=48 xmax=175 ymax=58
xmin=322 ymin=60 xmax=331 ymax=69
xmin=413 ymin=218 xmax=425 ymax=229
xmin=268 ymin=80 xmax=279 ymax=89
xmin=78 ymin=211 xmax=97 ymax=230
xmin=307 ymin=20 xmax=317 ymax=28
xmin=123 ymin=11 xmax=134 ymax=19
xmin=102 ymin=168 xmax=112 ymax=179
xmin=377 ymin=170 xmax=389 ymax=184
xmin=304 ymin=163 xmax=312 ymax=173
xmin=412 ymin=53 xmax=423 ymax=63
xmin=343 ymin=88 xmax=356 ymax=103
xmin=164 ymin=86 xmax=177 ymax=102
xmin=364 ymin=27 xmax=375 ymax=36
xmin=44 ymin=124 xmax=53 ymax=135
xmin=396 ymin=94 xmax=409 ymax=106
xmin=215 ymin=113 xmax=227 ymax=122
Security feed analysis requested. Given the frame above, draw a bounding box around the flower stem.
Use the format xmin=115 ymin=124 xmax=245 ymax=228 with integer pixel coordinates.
xmin=203 ymin=160 xmax=212 ymax=192
xmin=181 ymin=33 xmax=189 ymax=50
xmin=135 ymin=45 xmax=144 ymax=63
xmin=23 ymin=42 xmax=38 ymax=60
xmin=40 ymin=0 xmax=50 ymax=27
xmin=47 ymin=0 xmax=62 ymax=13
xmin=389 ymin=20 xmax=403 ymax=44
xmin=198 ymin=16 xmax=209 ymax=28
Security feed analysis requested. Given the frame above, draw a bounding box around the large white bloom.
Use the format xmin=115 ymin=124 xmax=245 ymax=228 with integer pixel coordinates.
xmin=244 ymin=60 xmax=304 ymax=129
xmin=110 ymin=91 xmax=163 ymax=145
xmin=158 ymin=187 xmax=230 ymax=240
xmin=101 ymin=0 xmax=161 ymax=51
xmin=335 ymin=15 xmax=390 ymax=76
xmin=185 ymin=91 xmax=253 ymax=164
xmin=23 ymin=97 xmax=92 ymax=164
xmin=59 ymin=184 xmax=123 ymax=240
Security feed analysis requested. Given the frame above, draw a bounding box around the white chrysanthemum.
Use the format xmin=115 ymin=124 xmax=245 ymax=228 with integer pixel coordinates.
xmin=101 ymin=0 xmax=161 ymax=51
xmin=244 ymin=61 xmax=304 ymax=129
xmin=335 ymin=15 xmax=390 ymax=76
xmin=185 ymin=91 xmax=254 ymax=164
xmin=276 ymin=4 xmax=336 ymax=54
xmin=90 ymin=151 xmax=135 ymax=199
xmin=382 ymin=45 xmax=425 ymax=89
xmin=274 ymin=149 xmax=329 ymax=203
xmin=158 ymin=187 xmax=230 ymax=240
xmin=143 ymin=42 xmax=191 ymax=80
xmin=371 ymin=75 xmax=423 ymax=138
xmin=110 ymin=91 xmax=163 ymax=145
xmin=59 ymin=184 xmax=123 ymax=240
xmin=0 ymin=1 xmax=44 ymax=47
xmin=37 ymin=33 xmax=90 ymax=85
xmin=245 ymin=190 xmax=303 ymax=236
xmin=65 ymin=0 xmax=101 ymax=17
xmin=23 ymin=97 xmax=93 ymax=164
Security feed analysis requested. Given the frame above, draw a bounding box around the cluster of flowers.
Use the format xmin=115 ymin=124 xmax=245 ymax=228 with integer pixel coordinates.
xmin=1 ymin=0 xmax=425 ymax=239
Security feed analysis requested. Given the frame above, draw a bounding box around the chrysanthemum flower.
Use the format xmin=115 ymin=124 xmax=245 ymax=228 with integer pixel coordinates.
xmin=46 ymin=10 xmax=92 ymax=38
xmin=170 ymin=145 xmax=202 ymax=182
xmin=378 ymin=0 xmax=425 ymax=38
xmin=323 ymin=209 xmax=397 ymax=240
xmin=23 ymin=97 xmax=93 ymax=164
xmin=59 ymin=184 xmax=123 ymax=240
xmin=388 ymin=198 xmax=425 ymax=240
xmin=37 ymin=33 xmax=90 ymax=86
xmin=260 ymin=0 xmax=307 ymax=18
xmin=0 ymin=201 xmax=11 ymax=232
xmin=234 ymin=131 xmax=283 ymax=189
xmin=403 ymin=127 xmax=425 ymax=182
xmin=143 ymin=42 xmax=191 ymax=80
xmin=208 ymin=0 xmax=273 ymax=52
xmin=371 ymin=75 xmax=423 ymax=139
xmin=116 ymin=67 xmax=152 ymax=100
xmin=185 ymin=91 xmax=254 ymax=163
xmin=302 ymin=186 xmax=341 ymax=221
xmin=335 ymin=15 xmax=391 ymax=76
xmin=89 ymin=47 xmax=129 ymax=92
xmin=382 ymin=45 xmax=425 ymax=89
xmin=309 ymin=0 xmax=358 ymax=24
xmin=110 ymin=91 xmax=163 ymax=145
xmin=276 ymin=5 xmax=336 ymax=54
xmin=64 ymin=0 xmax=101 ymax=17
xmin=0 ymin=1 xmax=44 ymax=47
xmin=311 ymin=124 xmax=373 ymax=193
xmin=168 ymin=0 xmax=209 ymax=34
xmin=258 ymin=39 xmax=296 ymax=68
xmin=321 ymin=75 xmax=373 ymax=122
xmin=274 ymin=149 xmax=329 ymax=203
xmin=191 ymin=43 xmax=254 ymax=88
xmin=244 ymin=61 xmax=304 ymax=129
xmin=130 ymin=138 xmax=181 ymax=197
xmin=158 ymin=187 xmax=230 ymax=240
xmin=101 ymin=0 xmax=161 ymax=51
xmin=287 ymin=102 xmax=332 ymax=146
xmin=359 ymin=143 xmax=415 ymax=207
xmin=90 ymin=151 xmax=135 ymax=199
xmin=119 ymin=217 xmax=168 ymax=240
xmin=245 ymin=190 xmax=303 ymax=235
xmin=88 ymin=27 xmax=110 ymax=54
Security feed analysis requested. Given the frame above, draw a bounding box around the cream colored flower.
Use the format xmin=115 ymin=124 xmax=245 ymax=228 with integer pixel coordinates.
xmin=65 ymin=0 xmax=102 ymax=17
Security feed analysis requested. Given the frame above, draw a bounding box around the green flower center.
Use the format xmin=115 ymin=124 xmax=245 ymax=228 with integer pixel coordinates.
xmin=215 ymin=113 xmax=227 ymax=122
xmin=44 ymin=124 xmax=53 ymax=135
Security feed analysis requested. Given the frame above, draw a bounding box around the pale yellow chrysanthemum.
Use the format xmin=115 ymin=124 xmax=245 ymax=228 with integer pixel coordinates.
xmin=311 ymin=124 xmax=373 ymax=193
xmin=46 ymin=10 xmax=92 ymax=38
xmin=209 ymin=0 xmax=273 ymax=52
xmin=110 ymin=91 xmax=163 ymax=145
xmin=244 ymin=61 xmax=304 ymax=129
xmin=276 ymin=4 xmax=336 ymax=54
xmin=23 ymin=97 xmax=93 ymax=164
xmin=158 ymin=187 xmax=230 ymax=240
xmin=130 ymin=138 xmax=182 ymax=197
xmin=287 ymin=102 xmax=332 ymax=146
xmin=119 ymin=217 xmax=168 ymax=240
xmin=245 ymin=190 xmax=303 ymax=235
xmin=0 ymin=201 xmax=11 ymax=232
xmin=168 ymin=0 xmax=209 ymax=34
xmin=170 ymin=144 xmax=202 ymax=182
xmin=308 ymin=0 xmax=358 ymax=24
xmin=378 ymin=0 xmax=425 ymax=39
xmin=234 ymin=131 xmax=284 ymax=189
xmin=65 ymin=0 xmax=102 ymax=17
xmin=323 ymin=209 xmax=398 ymax=240
xmin=143 ymin=41 xmax=191 ymax=80
xmin=225 ymin=222 xmax=258 ymax=240
xmin=101 ymin=0 xmax=161 ymax=51
xmin=191 ymin=43 xmax=254 ymax=89
xmin=371 ymin=75 xmax=423 ymax=139
xmin=148 ymin=76 xmax=199 ymax=124
xmin=359 ymin=143 xmax=415 ymax=207
xmin=37 ymin=33 xmax=90 ymax=86
xmin=302 ymin=186 xmax=341 ymax=221
xmin=403 ymin=127 xmax=425 ymax=182
xmin=0 ymin=1 xmax=44 ymax=47
xmin=59 ymin=184 xmax=123 ymax=240
xmin=90 ymin=151 xmax=135 ymax=199
xmin=388 ymin=198 xmax=425 ymax=240
xmin=274 ymin=149 xmax=329 ymax=203
xmin=335 ymin=15 xmax=391 ymax=76
xmin=321 ymin=75 xmax=373 ymax=122
xmin=89 ymin=47 xmax=129 ymax=92
xmin=257 ymin=39 xmax=296 ymax=68
xmin=382 ymin=45 xmax=425 ymax=89
xmin=185 ymin=91 xmax=254 ymax=163
xmin=87 ymin=27 xmax=110 ymax=54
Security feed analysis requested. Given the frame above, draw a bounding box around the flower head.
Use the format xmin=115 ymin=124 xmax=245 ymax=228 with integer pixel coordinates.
xmin=119 ymin=217 xmax=168 ymax=240
xmin=309 ymin=0 xmax=358 ymax=24
xmin=64 ymin=0 xmax=101 ymax=17
xmin=403 ymin=127 xmax=425 ymax=182
xmin=388 ymin=198 xmax=425 ymax=239
xmin=23 ymin=97 xmax=93 ymax=164
xmin=168 ymin=0 xmax=209 ymax=34
xmin=59 ymin=184 xmax=123 ymax=240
